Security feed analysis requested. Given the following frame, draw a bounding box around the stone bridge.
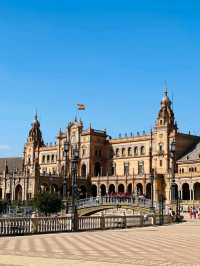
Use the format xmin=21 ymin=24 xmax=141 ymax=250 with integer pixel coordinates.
xmin=71 ymin=196 xmax=154 ymax=216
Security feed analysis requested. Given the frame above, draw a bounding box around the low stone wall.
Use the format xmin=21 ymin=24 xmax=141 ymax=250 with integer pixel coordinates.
xmin=0 ymin=214 xmax=173 ymax=237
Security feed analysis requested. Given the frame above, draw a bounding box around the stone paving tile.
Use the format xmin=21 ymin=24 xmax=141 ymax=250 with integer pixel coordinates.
xmin=0 ymin=218 xmax=200 ymax=265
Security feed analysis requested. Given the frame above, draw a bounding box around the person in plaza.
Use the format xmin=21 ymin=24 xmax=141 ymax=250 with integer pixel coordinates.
xmin=198 ymin=207 xmax=200 ymax=219
xmin=193 ymin=207 xmax=197 ymax=219
xmin=189 ymin=207 xmax=193 ymax=219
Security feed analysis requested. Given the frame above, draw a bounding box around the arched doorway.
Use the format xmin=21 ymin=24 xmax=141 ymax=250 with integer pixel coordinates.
xmin=40 ymin=183 xmax=49 ymax=193
xmin=91 ymin=184 xmax=97 ymax=197
xmin=127 ymin=184 xmax=132 ymax=194
xmin=100 ymin=184 xmax=106 ymax=196
xmin=81 ymin=164 xmax=87 ymax=178
xmin=194 ymin=183 xmax=200 ymax=200
xmin=182 ymin=183 xmax=190 ymax=200
xmin=136 ymin=183 xmax=143 ymax=195
xmin=15 ymin=185 xmax=23 ymax=202
xmin=118 ymin=184 xmax=125 ymax=193
xmin=146 ymin=183 xmax=151 ymax=199
xmin=108 ymin=184 xmax=115 ymax=194
xmin=94 ymin=162 xmax=101 ymax=177
xmin=79 ymin=185 xmax=87 ymax=199
xmin=51 ymin=184 xmax=58 ymax=193
xmin=171 ymin=183 xmax=178 ymax=200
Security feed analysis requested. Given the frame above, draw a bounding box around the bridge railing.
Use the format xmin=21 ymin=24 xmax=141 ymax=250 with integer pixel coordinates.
xmin=0 ymin=214 xmax=173 ymax=237
xmin=76 ymin=196 xmax=152 ymax=209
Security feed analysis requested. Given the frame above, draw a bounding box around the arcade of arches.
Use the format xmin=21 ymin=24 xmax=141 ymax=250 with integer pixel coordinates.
xmin=90 ymin=183 xmax=153 ymax=199
xmin=171 ymin=182 xmax=200 ymax=201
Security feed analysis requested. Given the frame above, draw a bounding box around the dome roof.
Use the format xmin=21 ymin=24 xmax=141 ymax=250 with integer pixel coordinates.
xmin=28 ymin=113 xmax=44 ymax=147
xmin=161 ymin=89 xmax=171 ymax=106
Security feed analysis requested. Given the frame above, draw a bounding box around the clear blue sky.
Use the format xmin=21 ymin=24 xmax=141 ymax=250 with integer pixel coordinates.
xmin=0 ymin=0 xmax=200 ymax=157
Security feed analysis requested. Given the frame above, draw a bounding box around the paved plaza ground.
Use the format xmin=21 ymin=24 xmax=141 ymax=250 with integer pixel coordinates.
xmin=0 ymin=215 xmax=200 ymax=266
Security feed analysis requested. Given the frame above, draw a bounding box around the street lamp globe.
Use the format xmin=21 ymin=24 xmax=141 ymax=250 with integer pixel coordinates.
xmin=170 ymin=139 xmax=176 ymax=153
xmin=64 ymin=142 xmax=69 ymax=154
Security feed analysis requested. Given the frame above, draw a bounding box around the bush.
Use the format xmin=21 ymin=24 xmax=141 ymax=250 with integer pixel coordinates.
xmin=34 ymin=192 xmax=64 ymax=216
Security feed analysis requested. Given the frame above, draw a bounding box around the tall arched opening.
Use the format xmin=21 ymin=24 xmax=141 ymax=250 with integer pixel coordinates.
xmin=15 ymin=184 xmax=23 ymax=202
xmin=194 ymin=183 xmax=200 ymax=200
xmin=127 ymin=183 xmax=132 ymax=194
xmin=100 ymin=184 xmax=106 ymax=196
xmin=146 ymin=183 xmax=151 ymax=199
xmin=81 ymin=164 xmax=87 ymax=178
xmin=182 ymin=183 xmax=190 ymax=200
xmin=94 ymin=162 xmax=101 ymax=177
xmin=118 ymin=184 xmax=125 ymax=193
xmin=91 ymin=184 xmax=97 ymax=197
xmin=108 ymin=184 xmax=115 ymax=194
xmin=136 ymin=183 xmax=143 ymax=195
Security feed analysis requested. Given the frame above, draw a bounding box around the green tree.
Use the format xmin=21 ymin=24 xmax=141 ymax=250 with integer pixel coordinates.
xmin=34 ymin=192 xmax=64 ymax=216
xmin=0 ymin=200 xmax=8 ymax=215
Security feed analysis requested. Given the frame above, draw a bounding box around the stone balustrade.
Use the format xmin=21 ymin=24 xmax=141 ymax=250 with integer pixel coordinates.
xmin=0 ymin=214 xmax=173 ymax=237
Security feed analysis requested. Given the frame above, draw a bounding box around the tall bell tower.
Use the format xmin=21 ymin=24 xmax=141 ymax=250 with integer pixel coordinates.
xmin=24 ymin=112 xmax=44 ymax=177
xmin=153 ymin=87 xmax=178 ymax=201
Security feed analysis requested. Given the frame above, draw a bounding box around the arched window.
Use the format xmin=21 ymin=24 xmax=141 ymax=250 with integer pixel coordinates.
xmin=82 ymin=147 xmax=86 ymax=157
xmin=81 ymin=164 xmax=87 ymax=178
xmin=134 ymin=147 xmax=138 ymax=156
xmin=141 ymin=146 xmax=145 ymax=155
xmin=159 ymin=143 xmax=163 ymax=154
xmin=51 ymin=154 xmax=55 ymax=162
xmin=15 ymin=185 xmax=23 ymax=202
xmin=128 ymin=147 xmax=132 ymax=156
xmin=42 ymin=155 xmax=45 ymax=163
xmin=116 ymin=148 xmax=120 ymax=157
xmin=122 ymin=148 xmax=126 ymax=157
xmin=94 ymin=162 xmax=101 ymax=177
xmin=47 ymin=155 xmax=50 ymax=163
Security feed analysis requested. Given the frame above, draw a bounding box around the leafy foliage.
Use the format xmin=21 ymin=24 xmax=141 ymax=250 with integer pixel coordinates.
xmin=34 ymin=192 xmax=64 ymax=216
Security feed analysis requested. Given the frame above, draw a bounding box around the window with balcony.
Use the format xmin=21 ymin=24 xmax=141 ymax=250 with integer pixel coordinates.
xmin=138 ymin=161 xmax=144 ymax=175
xmin=124 ymin=162 xmax=129 ymax=176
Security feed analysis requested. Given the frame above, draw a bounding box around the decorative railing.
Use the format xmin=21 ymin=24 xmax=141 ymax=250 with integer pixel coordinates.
xmin=75 ymin=196 xmax=152 ymax=210
xmin=0 ymin=214 xmax=172 ymax=237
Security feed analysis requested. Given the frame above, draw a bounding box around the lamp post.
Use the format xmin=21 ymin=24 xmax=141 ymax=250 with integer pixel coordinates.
xmin=170 ymin=139 xmax=180 ymax=221
xmin=63 ymin=142 xmax=69 ymax=212
xmin=149 ymin=130 xmax=155 ymax=212
xmin=71 ymin=145 xmax=79 ymax=232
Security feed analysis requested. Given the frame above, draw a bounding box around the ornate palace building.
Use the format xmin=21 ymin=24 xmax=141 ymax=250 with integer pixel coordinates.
xmin=0 ymin=90 xmax=200 ymax=204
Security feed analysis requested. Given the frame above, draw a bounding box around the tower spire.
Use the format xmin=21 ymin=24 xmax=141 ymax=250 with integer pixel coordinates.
xmin=34 ymin=109 xmax=38 ymax=122
xmin=164 ymin=80 xmax=168 ymax=96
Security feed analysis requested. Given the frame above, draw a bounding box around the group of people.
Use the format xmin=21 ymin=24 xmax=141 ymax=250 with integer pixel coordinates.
xmin=188 ymin=207 xmax=200 ymax=219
